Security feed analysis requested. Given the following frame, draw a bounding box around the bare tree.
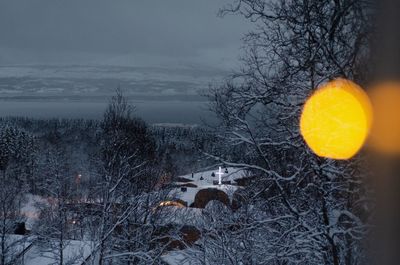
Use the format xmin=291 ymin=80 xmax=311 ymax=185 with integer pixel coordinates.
xmin=92 ymin=89 xmax=167 ymax=265
xmin=34 ymin=144 xmax=82 ymax=265
xmin=195 ymin=0 xmax=373 ymax=264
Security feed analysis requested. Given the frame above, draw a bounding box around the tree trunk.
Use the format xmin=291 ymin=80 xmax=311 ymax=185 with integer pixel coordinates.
xmin=321 ymin=196 xmax=339 ymax=265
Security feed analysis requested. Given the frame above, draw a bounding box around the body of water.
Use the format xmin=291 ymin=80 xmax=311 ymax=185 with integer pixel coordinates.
xmin=0 ymin=100 xmax=215 ymax=125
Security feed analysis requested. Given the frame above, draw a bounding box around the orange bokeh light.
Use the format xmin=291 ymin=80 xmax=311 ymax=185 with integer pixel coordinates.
xmin=300 ymin=78 xmax=373 ymax=159
xmin=368 ymin=82 xmax=400 ymax=154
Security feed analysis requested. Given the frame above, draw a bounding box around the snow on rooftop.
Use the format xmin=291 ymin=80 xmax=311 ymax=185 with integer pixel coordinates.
xmin=170 ymin=167 xmax=248 ymax=206
xmin=154 ymin=206 xmax=204 ymax=227
xmin=162 ymin=250 xmax=192 ymax=265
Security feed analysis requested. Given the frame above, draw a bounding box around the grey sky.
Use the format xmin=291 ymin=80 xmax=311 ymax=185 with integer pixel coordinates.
xmin=0 ymin=0 xmax=251 ymax=123
xmin=0 ymin=0 xmax=249 ymax=68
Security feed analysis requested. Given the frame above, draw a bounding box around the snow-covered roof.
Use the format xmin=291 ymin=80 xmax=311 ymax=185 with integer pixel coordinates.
xmin=154 ymin=206 xmax=204 ymax=227
xmin=162 ymin=251 xmax=192 ymax=265
xmin=170 ymin=167 xmax=247 ymax=206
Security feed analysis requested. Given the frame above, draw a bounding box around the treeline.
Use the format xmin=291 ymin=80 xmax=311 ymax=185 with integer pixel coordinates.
xmin=0 ymin=116 xmax=219 ymax=188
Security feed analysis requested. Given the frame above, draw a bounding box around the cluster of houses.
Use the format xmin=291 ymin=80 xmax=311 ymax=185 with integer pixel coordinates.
xmin=3 ymin=168 xmax=252 ymax=264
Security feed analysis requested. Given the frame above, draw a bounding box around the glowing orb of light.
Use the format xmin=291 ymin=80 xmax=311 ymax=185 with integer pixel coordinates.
xmin=300 ymin=78 xmax=372 ymax=159
xmin=368 ymin=82 xmax=400 ymax=154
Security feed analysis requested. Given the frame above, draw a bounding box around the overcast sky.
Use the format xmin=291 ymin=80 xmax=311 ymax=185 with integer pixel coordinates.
xmin=0 ymin=0 xmax=250 ymax=69
xmin=0 ymin=0 xmax=251 ymax=123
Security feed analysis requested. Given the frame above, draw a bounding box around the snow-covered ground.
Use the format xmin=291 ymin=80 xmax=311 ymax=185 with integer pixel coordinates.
xmin=0 ymin=234 xmax=96 ymax=265
xmin=23 ymin=239 xmax=96 ymax=265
